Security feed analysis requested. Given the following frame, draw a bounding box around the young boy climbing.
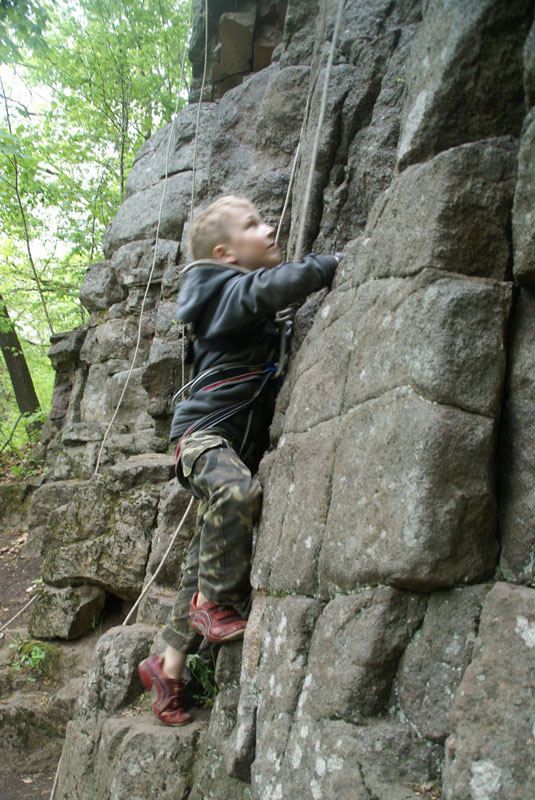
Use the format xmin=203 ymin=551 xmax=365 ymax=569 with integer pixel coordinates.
xmin=138 ymin=195 xmax=343 ymax=725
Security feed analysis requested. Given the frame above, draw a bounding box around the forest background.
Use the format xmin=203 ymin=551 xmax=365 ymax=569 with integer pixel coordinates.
xmin=0 ymin=0 xmax=191 ymax=475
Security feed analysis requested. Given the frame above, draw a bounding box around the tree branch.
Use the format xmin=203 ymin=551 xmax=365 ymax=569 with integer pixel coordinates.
xmin=0 ymin=75 xmax=55 ymax=336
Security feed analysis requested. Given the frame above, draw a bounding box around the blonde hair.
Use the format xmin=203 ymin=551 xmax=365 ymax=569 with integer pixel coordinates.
xmin=188 ymin=195 xmax=257 ymax=260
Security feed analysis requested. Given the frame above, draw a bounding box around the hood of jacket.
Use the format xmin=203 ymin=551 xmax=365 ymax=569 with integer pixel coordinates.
xmin=177 ymin=260 xmax=252 ymax=326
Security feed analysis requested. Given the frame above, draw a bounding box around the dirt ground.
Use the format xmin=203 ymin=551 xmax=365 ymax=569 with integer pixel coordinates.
xmin=0 ymin=524 xmax=42 ymax=635
xmin=0 ymin=514 xmax=57 ymax=799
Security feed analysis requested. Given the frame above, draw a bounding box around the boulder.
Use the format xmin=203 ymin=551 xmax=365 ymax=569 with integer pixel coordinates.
xmin=499 ymin=289 xmax=535 ymax=585
xmin=41 ymin=477 xmax=160 ymax=600
xmin=397 ymin=0 xmax=532 ymax=167
xmin=443 ymin=582 xmax=535 ymax=800
xmin=28 ymin=585 xmax=106 ymax=640
xmin=512 ymin=109 xmax=535 ymax=285
xmin=79 ymin=260 xmax=125 ymax=312
xmin=397 ymin=585 xmax=490 ymax=742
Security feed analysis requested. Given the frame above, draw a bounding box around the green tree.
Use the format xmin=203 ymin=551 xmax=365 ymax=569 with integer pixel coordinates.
xmin=0 ymin=0 xmax=49 ymax=63
xmin=0 ymin=0 xmax=192 ymax=456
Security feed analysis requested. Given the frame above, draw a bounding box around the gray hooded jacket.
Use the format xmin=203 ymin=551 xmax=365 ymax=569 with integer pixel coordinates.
xmin=170 ymin=254 xmax=338 ymax=470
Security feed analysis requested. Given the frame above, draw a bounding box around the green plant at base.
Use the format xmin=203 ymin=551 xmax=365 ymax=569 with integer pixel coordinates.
xmin=9 ymin=634 xmax=47 ymax=678
xmin=186 ymin=651 xmax=218 ymax=707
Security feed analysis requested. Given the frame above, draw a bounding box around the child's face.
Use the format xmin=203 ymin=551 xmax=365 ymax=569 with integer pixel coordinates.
xmin=214 ymin=205 xmax=281 ymax=270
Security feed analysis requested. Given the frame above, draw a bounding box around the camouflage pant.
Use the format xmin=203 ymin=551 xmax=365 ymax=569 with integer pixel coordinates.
xmin=162 ymin=431 xmax=262 ymax=654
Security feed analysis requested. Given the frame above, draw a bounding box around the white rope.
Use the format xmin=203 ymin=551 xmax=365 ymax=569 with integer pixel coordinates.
xmin=92 ymin=0 xmax=344 ymax=622
xmin=275 ymin=139 xmax=301 ymax=246
xmin=191 ymin=0 xmax=209 ymax=218
xmin=122 ymin=0 xmax=210 ymax=627
xmin=293 ymin=0 xmax=346 ymax=262
xmin=93 ymin=4 xmax=194 ymax=476
xmin=0 ymin=593 xmax=37 ymax=638
xmin=122 ymin=495 xmax=195 ymax=626
xmin=49 ymin=753 xmax=62 ymax=800
xmin=274 ymin=0 xmax=345 ymax=377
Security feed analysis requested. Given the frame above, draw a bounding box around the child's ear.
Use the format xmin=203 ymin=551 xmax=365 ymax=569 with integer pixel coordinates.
xmin=212 ymin=243 xmax=236 ymax=264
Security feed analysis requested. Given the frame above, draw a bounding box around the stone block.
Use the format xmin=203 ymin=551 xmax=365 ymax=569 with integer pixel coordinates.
xmin=138 ymin=479 xmax=196 ymax=595
xmin=27 ymin=480 xmax=81 ymax=551
xmin=250 ymin=65 xmax=309 ymax=165
xmin=354 ymin=138 xmax=517 ymax=284
xmin=252 ymin=422 xmax=337 ymax=596
xmin=398 ymin=0 xmax=531 ymax=167
xmin=79 ymin=316 xmax=142 ymax=365
xmin=279 ymin=0 xmax=319 ymax=68
xmin=219 ymin=7 xmax=256 ymax=76
xmin=320 ymin=389 xmax=498 ymax=593
xmin=107 ymin=453 xmax=175 ymax=489
xmin=208 ymin=65 xmax=276 ymax=196
xmin=342 ymin=270 xmax=512 ymax=419
xmin=56 ymin=711 xmax=205 ymax=800
xmin=29 ymin=584 xmax=106 ymax=640
xmin=76 ymin=624 xmax=154 ymax=715
xmin=126 ymin=104 xmax=215 ymax=196
xmin=283 ymin=285 xmax=354 ymax=434
xmin=257 ymin=718 xmax=441 ymax=800
xmin=103 ymin=171 xmax=194 ymax=257
xmin=513 ymin=109 xmax=535 ymax=285
xmin=299 ymin=588 xmax=426 ymax=724
xmin=397 ymin=585 xmax=490 ymax=743
xmin=499 ymin=288 xmax=535 ymax=585
xmin=255 ymin=596 xmax=323 ymax=722
xmin=253 ymin=24 xmax=281 ymax=71
xmin=79 ymin=260 xmax=125 ymax=312
xmin=47 ymin=328 xmax=87 ymax=370
xmin=443 ymin=582 xmax=535 ymax=800
xmin=42 ymin=478 xmax=159 ymax=600
xmin=0 ymin=693 xmax=66 ymax=777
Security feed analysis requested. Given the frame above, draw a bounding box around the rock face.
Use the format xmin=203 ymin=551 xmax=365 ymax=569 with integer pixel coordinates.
xmin=16 ymin=0 xmax=535 ymax=798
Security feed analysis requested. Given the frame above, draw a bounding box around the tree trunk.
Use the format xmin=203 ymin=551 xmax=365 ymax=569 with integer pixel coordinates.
xmin=0 ymin=294 xmax=40 ymax=417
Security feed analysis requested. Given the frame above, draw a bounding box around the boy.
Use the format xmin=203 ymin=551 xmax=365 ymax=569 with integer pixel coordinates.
xmin=138 ymin=195 xmax=342 ymax=725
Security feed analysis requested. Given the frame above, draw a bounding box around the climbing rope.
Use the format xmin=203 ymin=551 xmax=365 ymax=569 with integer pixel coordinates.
xmin=0 ymin=593 xmax=37 ymax=640
xmin=120 ymin=0 xmax=211 ymax=627
xmin=122 ymin=495 xmax=195 ymax=626
xmin=122 ymin=0 xmax=347 ymax=619
xmin=191 ymin=0 xmax=209 ymax=218
xmin=275 ymin=0 xmax=346 ymax=376
xmin=294 ymin=0 xmax=346 ymax=262
xmin=93 ymin=0 xmax=194 ymax=476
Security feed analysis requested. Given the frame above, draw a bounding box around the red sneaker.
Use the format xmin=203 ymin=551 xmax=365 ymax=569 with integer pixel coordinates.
xmin=189 ymin=591 xmax=247 ymax=643
xmin=138 ymin=654 xmax=192 ymax=726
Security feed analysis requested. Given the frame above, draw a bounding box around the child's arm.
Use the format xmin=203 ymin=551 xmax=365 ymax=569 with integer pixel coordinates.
xmin=210 ymin=253 xmax=341 ymax=331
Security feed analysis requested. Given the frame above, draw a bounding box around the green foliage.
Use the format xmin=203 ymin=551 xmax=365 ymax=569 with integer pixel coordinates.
xmin=0 ymin=0 xmax=192 ymax=453
xmin=9 ymin=634 xmax=48 ymax=678
xmin=0 ymin=0 xmax=49 ymax=64
xmin=186 ymin=652 xmax=218 ymax=707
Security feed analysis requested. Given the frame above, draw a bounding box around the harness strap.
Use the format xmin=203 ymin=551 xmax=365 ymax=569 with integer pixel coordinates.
xmin=172 ymin=362 xmax=275 ymax=406
xmin=174 ymin=367 xmax=275 ymax=465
